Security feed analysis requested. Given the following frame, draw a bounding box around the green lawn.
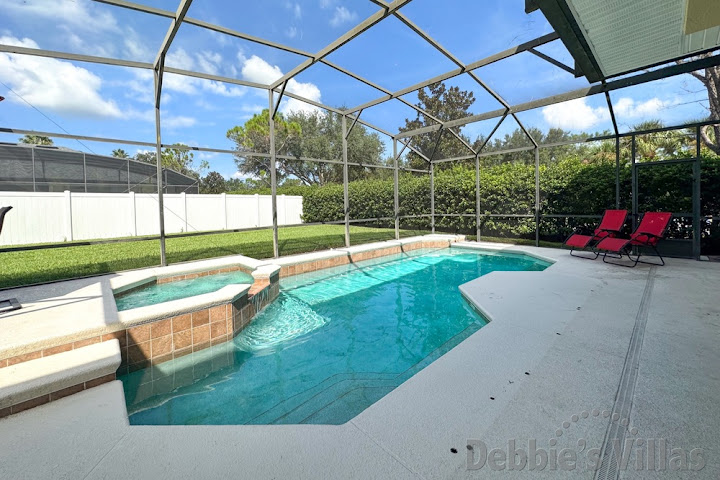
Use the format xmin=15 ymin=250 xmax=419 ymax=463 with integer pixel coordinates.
xmin=0 ymin=225 xmax=564 ymax=290
xmin=0 ymin=225 xmax=427 ymax=289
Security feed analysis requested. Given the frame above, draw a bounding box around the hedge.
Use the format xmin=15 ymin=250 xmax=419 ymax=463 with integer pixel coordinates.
xmin=301 ymin=155 xmax=720 ymax=252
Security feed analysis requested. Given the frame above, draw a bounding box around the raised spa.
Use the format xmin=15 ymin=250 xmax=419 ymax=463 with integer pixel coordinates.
xmin=120 ymin=247 xmax=550 ymax=425
xmin=114 ymin=270 xmax=255 ymax=311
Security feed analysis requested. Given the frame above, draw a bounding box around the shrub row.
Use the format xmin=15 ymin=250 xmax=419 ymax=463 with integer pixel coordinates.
xmin=300 ymin=156 xmax=720 ymax=251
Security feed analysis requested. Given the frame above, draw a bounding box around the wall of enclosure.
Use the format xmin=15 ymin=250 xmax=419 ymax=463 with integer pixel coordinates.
xmin=294 ymin=123 xmax=720 ymax=257
xmin=0 ymin=144 xmax=198 ymax=194
xmin=0 ymin=191 xmax=302 ymax=246
xmin=1 ymin=0 xmax=719 ymax=282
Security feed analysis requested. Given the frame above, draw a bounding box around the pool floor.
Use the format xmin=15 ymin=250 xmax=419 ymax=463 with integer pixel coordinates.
xmin=120 ymin=248 xmax=549 ymax=425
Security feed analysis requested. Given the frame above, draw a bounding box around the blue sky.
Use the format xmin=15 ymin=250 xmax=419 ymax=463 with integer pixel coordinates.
xmin=0 ymin=0 xmax=710 ymax=179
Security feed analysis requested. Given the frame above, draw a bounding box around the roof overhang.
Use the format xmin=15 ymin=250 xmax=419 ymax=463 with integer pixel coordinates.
xmin=533 ymin=0 xmax=720 ymax=83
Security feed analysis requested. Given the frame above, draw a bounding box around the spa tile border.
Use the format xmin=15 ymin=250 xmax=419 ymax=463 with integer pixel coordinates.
xmin=155 ymin=265 xmax=252 ymax=285
xmin=0 ymin=373 xmax=116 ymax=419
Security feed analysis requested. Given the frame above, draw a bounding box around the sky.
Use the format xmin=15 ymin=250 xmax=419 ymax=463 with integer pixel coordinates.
xmin=0 ymin=0 xmax=711 ymax=180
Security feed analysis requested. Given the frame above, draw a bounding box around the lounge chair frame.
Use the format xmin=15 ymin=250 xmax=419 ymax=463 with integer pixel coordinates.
xmin=599 ymin=214 xmax=671 ymax=268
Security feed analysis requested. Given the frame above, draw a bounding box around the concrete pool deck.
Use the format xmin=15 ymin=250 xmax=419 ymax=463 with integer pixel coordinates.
xmin=0 ymin=242 xmax=718 ymax=478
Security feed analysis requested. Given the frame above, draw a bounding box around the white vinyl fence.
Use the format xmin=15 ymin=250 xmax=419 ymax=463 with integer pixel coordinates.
xmin=0 ymin=191 xmax=303 ymax=246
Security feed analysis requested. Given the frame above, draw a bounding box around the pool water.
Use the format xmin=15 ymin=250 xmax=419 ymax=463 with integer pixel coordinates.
xmin=115 ymin=270 xmax=254 ymax=311
xmin=120 ymin=248 xmax=549 ymax=425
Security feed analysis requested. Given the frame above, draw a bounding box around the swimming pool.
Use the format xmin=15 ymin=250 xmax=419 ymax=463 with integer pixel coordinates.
xmin=120 ymin=247 xmax=549 ymax=425
xmin=114 ymin=270 xmax=255 ymax=311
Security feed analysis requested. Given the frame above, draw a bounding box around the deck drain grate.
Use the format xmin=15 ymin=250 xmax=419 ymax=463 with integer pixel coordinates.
xmin=594 ymin=267 xmax=656 ymax=480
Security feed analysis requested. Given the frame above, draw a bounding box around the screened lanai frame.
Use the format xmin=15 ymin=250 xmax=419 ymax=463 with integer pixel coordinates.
xmin=1 ymin=0 xmax=719 ymax=264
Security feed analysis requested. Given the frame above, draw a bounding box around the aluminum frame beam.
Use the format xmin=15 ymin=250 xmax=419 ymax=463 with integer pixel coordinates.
xmin=151 ymin=0 xmax=193 ymax=266
xmin=397 ymin=54 xmax=720 ymax=139
xmin=345 ymin=33 xmax=559 ymax=114
xmin=320 ymin=59 xmax=474 ymax=155
xmin=269 ymin=0 xmax=413 ymax=90
xmin=268 ymin=90 xmax=279 ymax=258
xmin=342 ymin=115 xmax=350 ymax=247
xmin=528 ymin=48 xmax=575 ymax=75
xmin=95 ymin=0 xmax=314 ymax=58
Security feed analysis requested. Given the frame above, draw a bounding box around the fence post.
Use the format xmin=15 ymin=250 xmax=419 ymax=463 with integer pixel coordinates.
xmin=221 ymin=192 xmax=228 ymax=230
xmin=180 ymin=191 xmax=188 ymax=232
xmin=130 ymin=191 xmax=137 ymax=237
xmin=64 ymin=190 xmax=73 ymax=242
xmin=255 ymin=193 xmax=260 ymax=227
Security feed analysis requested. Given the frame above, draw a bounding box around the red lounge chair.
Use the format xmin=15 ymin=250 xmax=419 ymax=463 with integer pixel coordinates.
xmin=563 ymin=209 xmax=628 ymax=259
xmin=596 ymin=212 xmax=672 ymax=267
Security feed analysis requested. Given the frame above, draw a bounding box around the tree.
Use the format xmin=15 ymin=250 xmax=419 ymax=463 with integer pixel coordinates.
xmin=682 ymin=53 xmax=720 ymax=154
xmin=399 ymin=82 xmax=475 ymax=169
xmin=226 ymin=108 xmax=384 ymax=186
xmin=161 ymin=144 xmax=209 ymax=179
xmin=631 ymin=120 xmax=693 ymax=161
xmin=284 ymin=109 xmax=384 ymax=184
xmin=134 ymin=151 xmax=156 ymax=164
xmin=19 ymin=135 xmax=53 ymax=146
xmin=226 ymin=109 xmax=301 ymax=186
xmin=200 ymin=171 xmax=227 ymax=194
xmin=112 ymin=148 xmax=129 ymax=158
xmin=133 ymin=145 xmax=208 ymax=178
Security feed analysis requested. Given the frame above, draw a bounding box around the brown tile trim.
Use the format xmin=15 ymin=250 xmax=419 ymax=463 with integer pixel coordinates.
xmin=279 ymin=255 xmax=350 ymax=278
xmin=277 ymin=241 xmax=454 ymax=279
xmin=156 ymin=265 xmax=252 ymax=284
xmin=0 ymin=373 xmax=116 ymax=419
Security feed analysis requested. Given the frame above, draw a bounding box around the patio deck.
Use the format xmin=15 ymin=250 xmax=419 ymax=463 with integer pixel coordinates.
xmin=0 ymin=242 xmax=718 ymax=479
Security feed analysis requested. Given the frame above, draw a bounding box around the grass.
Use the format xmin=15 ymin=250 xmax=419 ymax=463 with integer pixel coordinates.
xmin=0 ymin=225 xmax=428 ymax=289
xmin=0 ymin=225 xmax=564 ymax=290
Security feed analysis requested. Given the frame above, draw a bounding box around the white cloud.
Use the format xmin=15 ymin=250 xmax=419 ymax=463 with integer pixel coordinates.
xmin=238 ymin=55 xmax=321 ymax=114
xmin=129 ymin=50 xmax=248 ymax=100
xmin=329 ymin=6 xmax=358 ymax=28
xmin=286 ymin=26 xmax=298 ymax=39
xmin=123 ymin=29 xmax=153 ymax=62
xmin=284 ymin=79 xmax=321 ymax=114
xmin=203 ymin=81 xmax=248 ymax=97
xmin=231 ymin=171 xmax=250 ymax=180
xmin=285 ymin=2 xmax=302 ymax=19
xmin=62 ymin=28 xmax=112 ymax=57
xmin=240 ymin=104 xmax=265 ymax=113
xmin=196 ymin=51 xmax=223 ymax=76
xmin=198 ymin=152 xmax=219 ymax=161
xmin=166 ymin=48 xmax=195 ymax=71
xmin=163 ymin=116 xmax=197 ymax=129
xmin=241 ymin=55 xmax=284 ymax=84
xmin=541 ymin=98 xmax=609 ymax=130
xmin=0 ymin=35 xmax=122 ymax=118
xmin=5 ymin=0 xmax=119 ymax=33
xmin=542 ymin=96 xmax=679 ymax=130
xmin=613 ymin=97 xmax=676 ymax=118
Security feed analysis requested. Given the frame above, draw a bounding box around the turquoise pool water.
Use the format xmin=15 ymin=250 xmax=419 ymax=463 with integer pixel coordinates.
xmin=120 ymin=248 xmax=549 ymax=425
xmin=115 ymin=270 xmax=254 ymax=311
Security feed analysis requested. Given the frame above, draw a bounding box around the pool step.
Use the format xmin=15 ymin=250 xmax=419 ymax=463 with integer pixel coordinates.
xmin=285 ymin=255 xmax=444 ymax=306
xmin=250 ymin=372 xmax=400 ymax=425
xmin=0 ymin=340 xmax=121 ymax=418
